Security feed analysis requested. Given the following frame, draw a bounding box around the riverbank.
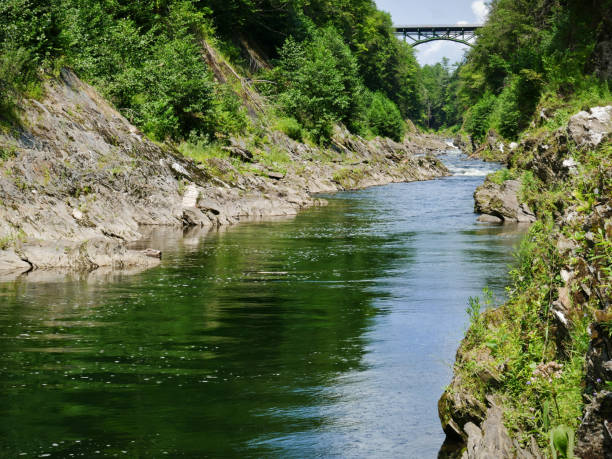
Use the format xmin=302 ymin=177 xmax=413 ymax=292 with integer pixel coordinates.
xmin=0 ymin=69 xmax=448 ymax=278
xmin=0 ymin=150 xmax=524 ymax=457
xmin=439 ymin=107 xmax=612 ymax=458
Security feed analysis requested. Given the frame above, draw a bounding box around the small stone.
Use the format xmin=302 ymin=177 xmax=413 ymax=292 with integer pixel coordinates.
xmin=266 ymin=171 xmax=285 ymax=180
xmin=171 ymin=162 xmax=191 ymax=179
xmin=560 ymin=269 xmax=572 ymax=283
xmin=477 ymin=214 xmax=503 ymax=223
xmin=72 ymin=208 xmax=83 ymax=220
xmin=142 ymin=249 xmax=162 ymax=259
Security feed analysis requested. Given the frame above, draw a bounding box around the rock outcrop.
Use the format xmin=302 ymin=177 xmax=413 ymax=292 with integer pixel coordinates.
xmin=568 ymin=106 xmax=612 ymax=148
xmin=474 ymin=179 xmax=536 ymax=223
xmin=441 ymin=106 xmax=612 ymax=458
xmin=439 ymin=334 xmax=542 ymax=459
xmin=575 ymin=390 xmax=612 ymax=459
xmin=0 ymin=69 xmax=448 ymax=278
xmin=462 ymin=402 xmax=542 ymax=459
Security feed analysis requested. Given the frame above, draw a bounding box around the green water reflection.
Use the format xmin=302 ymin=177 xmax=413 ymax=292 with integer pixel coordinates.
xmin=0 ymin=160 xmax=525 ymax=457
xmin=1 ymin=205 xmax=403 ymax=457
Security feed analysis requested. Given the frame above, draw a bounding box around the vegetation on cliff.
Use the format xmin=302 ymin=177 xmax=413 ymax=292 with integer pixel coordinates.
xmin=441 ymin=117 xmax=611 ymax=456
xmin=0 ymin=0 xmax=425 ymax=145
xmin=425 ymin=0 xmax=611 ymax=143
xmin=436 ymin=2 xmax=612 ymax=456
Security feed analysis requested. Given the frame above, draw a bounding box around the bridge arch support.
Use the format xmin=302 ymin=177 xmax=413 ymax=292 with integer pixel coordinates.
xmin=393 ymin=25 xmax=482 ymax=47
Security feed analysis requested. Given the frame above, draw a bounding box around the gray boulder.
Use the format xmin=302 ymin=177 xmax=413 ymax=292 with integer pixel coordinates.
xmin=461 ymin=399 xmax=542 ymax=459
xmin=474 ymin=179 xmax=536 ymax=223
xmin=568 ymin=106 xmax=612 ymax=148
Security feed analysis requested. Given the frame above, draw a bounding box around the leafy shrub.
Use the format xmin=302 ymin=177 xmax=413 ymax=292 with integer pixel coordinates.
xmin=492 ymin=69 xmax=543 ymax=139
xmin=488 ymin=168 xmax=517 ymax=185
xmin=365 ymin=91 xmax=406 ymax=142
xmin=207 ymin=85 xmax=249 ymax=140
xmin=491 ymin=78 xmax=522 ymax=139
xmin=274 ymin=117 xmax=303 ymax=142
xmin=270 ymin=27 xmax=365 ymax=142
xmin=463 ymin=92 xmax=497 ymax=142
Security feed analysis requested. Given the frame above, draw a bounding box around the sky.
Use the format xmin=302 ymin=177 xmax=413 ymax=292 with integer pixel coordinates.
xmin=374 ymin=0 xmax=490 ymax=66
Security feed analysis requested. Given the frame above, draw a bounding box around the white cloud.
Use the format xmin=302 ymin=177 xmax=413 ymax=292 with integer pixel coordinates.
xmin=471 ymin=1 xmax=490 ymax=23
xmin=419 ymin=41 xmax=445 ymax=59
xmin=456 ymin=20 xmax=469 ymax=25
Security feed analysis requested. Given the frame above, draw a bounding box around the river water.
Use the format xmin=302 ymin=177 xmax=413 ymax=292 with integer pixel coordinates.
xmin=0 ymin=150 xmax=526 ymax=458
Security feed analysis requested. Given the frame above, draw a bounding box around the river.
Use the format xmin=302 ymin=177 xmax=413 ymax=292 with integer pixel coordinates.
xmin=0 ymin=150 xmax=526 ymax=458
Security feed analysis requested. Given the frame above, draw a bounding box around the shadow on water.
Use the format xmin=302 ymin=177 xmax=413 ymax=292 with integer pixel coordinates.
xmin=0 ymin=205 xmax=408 ymax=457
xmin=0 ymin=150 xmax=527 ymax=457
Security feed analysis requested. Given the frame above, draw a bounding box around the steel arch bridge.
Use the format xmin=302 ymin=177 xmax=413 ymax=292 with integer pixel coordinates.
xmin=393 ymin=24 xmax=482 ymax=47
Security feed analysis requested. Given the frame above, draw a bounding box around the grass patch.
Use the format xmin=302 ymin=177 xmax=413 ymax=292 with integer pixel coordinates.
xmin=0 ymin=144 xmax=18 ymax=162
xmin=178 ymin=141 xmax=230 ymax=163
xmin=488 ymin=168 xmax=518 ymax=185
xmin=332 ymin=166 xmax=366 ymax=188
xmin=253 ymin=145 xmax=291 ymax=174
xmin=273 ymin=117 xmax=303 ymax=142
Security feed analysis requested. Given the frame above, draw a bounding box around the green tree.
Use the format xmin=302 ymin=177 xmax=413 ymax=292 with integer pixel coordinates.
xmin=272 ymin=28 xmax=365 ymax=141
xmin=365 ymin=91 xmax=406 ymax=141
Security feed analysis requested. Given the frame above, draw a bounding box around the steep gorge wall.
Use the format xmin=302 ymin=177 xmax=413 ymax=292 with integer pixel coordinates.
xmin=0 ymin=68 xmax=448 ymax=278
xmin=440 ymin=107 xmax=612 ymax=458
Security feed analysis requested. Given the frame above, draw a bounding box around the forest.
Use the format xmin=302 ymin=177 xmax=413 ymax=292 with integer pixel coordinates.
xmin=426 ymin=0 xmax=612 ymax=141
xmin=2 ymin=0 xmax=611 ymax=147
xmin=0 ymin=0 xmax=421 ymax=144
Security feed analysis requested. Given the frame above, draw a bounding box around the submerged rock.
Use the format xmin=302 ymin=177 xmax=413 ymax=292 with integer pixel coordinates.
xmin=477 ymin=214 xmax=503 ymax=224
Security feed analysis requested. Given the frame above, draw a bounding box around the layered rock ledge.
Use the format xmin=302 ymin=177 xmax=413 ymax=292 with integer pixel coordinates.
xmin=0 ymin=69 xmax=448 ymax=278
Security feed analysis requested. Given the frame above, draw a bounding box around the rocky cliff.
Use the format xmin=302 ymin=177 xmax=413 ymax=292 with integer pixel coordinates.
xmin=440 ymin=106 xmax=612 ymax=458
xmin=0 ymin=69 xmax=448 ymax=279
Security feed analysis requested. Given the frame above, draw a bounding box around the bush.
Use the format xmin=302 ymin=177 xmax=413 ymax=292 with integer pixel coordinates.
xmin=57 ymin=1 xmax=219 ymax=141
xmin=270 ymin=27 xmax=365 ymax=142
xmin=490 ymin=78 xmax=522 ymax=139
xmin=0 ymin=0 xmax=247 ymax=141
xmin=274 ymin=117 xmax=303 ymax=142
xmin=207 ymin=85 xmax=249 ymax=140
xmin=0 ymin=46 xmax=28 ymax=120
xmin=366 ymin=91 xmax=406 ymax=142
xmin=463 ymin=92 xmax=497 ymax=142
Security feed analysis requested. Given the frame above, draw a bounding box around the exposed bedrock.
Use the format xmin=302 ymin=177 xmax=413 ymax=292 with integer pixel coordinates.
xmin=474 ymin=179 xmax=535 ymax=224
xmin=0 ymin=69 xmax=448 ymax=278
